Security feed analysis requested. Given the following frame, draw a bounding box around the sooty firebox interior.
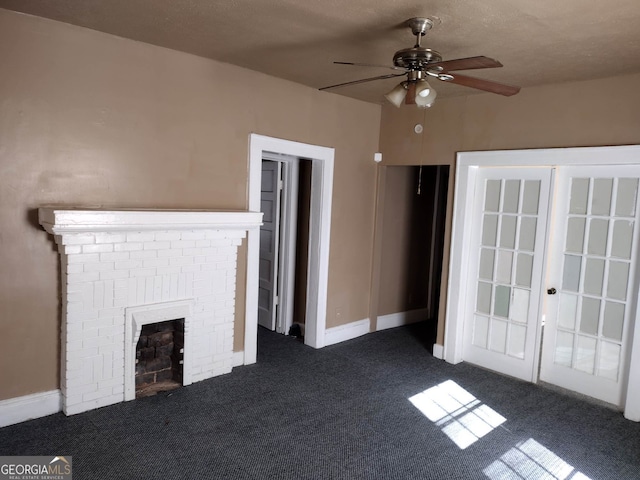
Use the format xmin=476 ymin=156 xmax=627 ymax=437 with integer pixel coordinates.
xmin=135 ymin=319 xmax=184 ymax=398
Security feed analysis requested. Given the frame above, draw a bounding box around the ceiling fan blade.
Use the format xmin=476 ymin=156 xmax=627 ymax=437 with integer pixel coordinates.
xmin=442 ymin=73 xmax=520 ymax=96
xmin=429 ymin=56 xmax=503 ymax=72
xmin=319 ymin=73 xmax=406 ymax=91
xmin=334 ymin=61 xmax=405 ymax=71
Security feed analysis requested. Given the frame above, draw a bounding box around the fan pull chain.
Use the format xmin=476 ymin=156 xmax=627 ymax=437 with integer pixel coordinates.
xmin=416 ymin=106 xmax=428 ymax=195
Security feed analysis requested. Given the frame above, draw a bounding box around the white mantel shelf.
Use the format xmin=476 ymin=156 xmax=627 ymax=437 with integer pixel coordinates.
xmin=39 ymin=209 xmax=263 ymax=234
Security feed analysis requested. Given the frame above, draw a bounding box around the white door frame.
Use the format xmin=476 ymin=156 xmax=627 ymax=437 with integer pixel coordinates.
xmin=245 ymin=134 xmax=334 ymax=363
xmin=262 ymin=153 xmax=300 ymax=335
xmin=443 ymin=145 xmax=640 ymax=421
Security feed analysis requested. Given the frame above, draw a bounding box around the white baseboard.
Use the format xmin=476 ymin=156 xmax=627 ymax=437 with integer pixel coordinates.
xmin=0 ymin=390 xmax=62 ymax=428
xmin=324 ymin=318 xmax=371 ymax=347
xmin=233 ymin=350 xmax=245 ymax=367
xmin=376 ymin=308 xmax=429 ymax=331
xmin=432 ymin=343 xmax=444 ymax=360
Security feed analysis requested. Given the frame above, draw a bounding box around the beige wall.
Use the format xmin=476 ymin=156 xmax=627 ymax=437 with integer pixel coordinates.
xmin=377 ymin=166 xmax=433 ymax=316
xmin=377 ymin=167 xmax=416 ymax=316
xmin=379 ymin=72 xmax=640 ymax=346
xmin=0 ymin=9 xmax=381 ymax=400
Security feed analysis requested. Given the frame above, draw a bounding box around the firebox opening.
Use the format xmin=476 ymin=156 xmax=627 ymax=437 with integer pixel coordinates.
xmin=135 ymin=319 xmax=185 ymax=398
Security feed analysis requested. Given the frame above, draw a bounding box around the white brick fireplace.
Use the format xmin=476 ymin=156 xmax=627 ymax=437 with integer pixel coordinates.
xmin=39 ymin=209 xmax=262 ymax=415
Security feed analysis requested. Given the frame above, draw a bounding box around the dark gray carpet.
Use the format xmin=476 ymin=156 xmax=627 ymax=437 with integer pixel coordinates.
xmin=1 ymin=323 xmax=639 ymax=479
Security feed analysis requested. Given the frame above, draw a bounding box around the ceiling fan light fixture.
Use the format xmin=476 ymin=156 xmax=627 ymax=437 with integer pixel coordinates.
xmin=415 ymin=79 xmax=432 ymax=98
xmin=384 ymin=82 xmax=408 ymax=108
xmin=415 ymin=83 xmax=437 ymax=108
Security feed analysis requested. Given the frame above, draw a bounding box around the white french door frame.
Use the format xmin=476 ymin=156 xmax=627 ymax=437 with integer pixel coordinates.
xmin=246 ymin=134 xmax=334 ymax=363
xmin=444 ymin=145 xmax=640 ymax=421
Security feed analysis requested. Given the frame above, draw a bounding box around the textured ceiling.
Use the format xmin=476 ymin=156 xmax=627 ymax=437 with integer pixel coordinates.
xmin=2 ymin=0 xmax=640 ymax=104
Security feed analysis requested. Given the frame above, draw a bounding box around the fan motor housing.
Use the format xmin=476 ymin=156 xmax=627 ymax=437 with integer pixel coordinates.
xmin=393 ymin=47 xmax=442 ymax=70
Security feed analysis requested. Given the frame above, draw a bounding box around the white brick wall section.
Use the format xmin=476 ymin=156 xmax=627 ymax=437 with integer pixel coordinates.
xmin=82 ymin=244 xmax=114 ymax=254
xmin=114 ymin=242 xmax=143 ymax=252
xmin=100 ymin=252 xmax=131 ymax=262
xmin=100 ymin=270 xmax=130 ymax=280
xmin=155 ymin=231 xmax=181 ymax=241
xmin=67 ymin=253 xmax=100 ymax=264
xmin=115 ymin=260 xmax=143 ymax=270
xmin=61 ymin=234 xmax=96 ymax=245
xmin=171 ymin=240 xmax=196 ymax=249
xmin=143 ymin=257 xmax=169 ymax=268
xmin=205 ymin=231 xmax=246 ymax=240
xmin=84 ymin=262 xmax=114 ymax=273
xmin=181 ymin=231 xmax=206 ymax=241
xmin=181 ymin=264 xmax=202 ymax=274
xmin=95 ymin=233 xmax=126 ymax=244
xmin=144 ymin=241 xmax=171 ymax=250
xmin=157 ymin=249 xmax=182 ymax=258
xmin=65 ymin=264 xmax=84 ymax=274
xmin=126 ymin=232 xmax=155 ymax=242
xmin=129 ymin=250 xmax=157 ymax=259
xmin=169 ymin=256 xmax=193 ymax=266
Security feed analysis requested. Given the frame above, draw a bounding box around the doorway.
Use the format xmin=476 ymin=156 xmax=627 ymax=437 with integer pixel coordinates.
xmin=374 ymin=165 xmax=449 ymax=350
xmin=445 ymin=145 xmax=640 ymax=418
xmin=245 ymin=134 xmax=335 ymax=364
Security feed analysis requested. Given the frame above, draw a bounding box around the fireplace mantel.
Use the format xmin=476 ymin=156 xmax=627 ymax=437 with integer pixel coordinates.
xmin=39 ymin=209 xmax=262 ymax=234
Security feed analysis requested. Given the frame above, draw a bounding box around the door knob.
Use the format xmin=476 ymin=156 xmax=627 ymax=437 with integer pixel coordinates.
xmin=547 ymin=288 xmax=557 ymax=295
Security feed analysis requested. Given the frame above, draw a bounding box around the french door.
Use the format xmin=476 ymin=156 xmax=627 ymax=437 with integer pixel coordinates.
xmin=463 ymin=167 xmax=552 ymax=382
xmin=540 ymin=166 xmax=640 ymax=406
xmin=462 ymin=164 xmax=640 ymax=406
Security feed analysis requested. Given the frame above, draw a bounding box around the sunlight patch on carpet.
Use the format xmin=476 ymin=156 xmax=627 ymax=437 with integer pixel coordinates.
xmin=408 ymin=380 xmax=506 ymax=449
xmin=484 ymin=438 xmax=593 ymax=479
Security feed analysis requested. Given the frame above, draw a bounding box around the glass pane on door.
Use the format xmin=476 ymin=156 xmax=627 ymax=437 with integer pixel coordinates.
xmin=551 ymin=176 xmax=639 ymax=383
xmin=471 ymin=178 xmax=542 ymax=361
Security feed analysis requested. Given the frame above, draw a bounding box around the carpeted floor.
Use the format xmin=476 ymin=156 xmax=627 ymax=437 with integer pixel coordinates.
xmin=1 ymin=323 xmax=639 ymax=479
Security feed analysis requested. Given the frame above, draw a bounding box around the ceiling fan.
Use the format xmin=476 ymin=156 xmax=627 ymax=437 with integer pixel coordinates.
xmin=320 ymin=17 xmax=520 ymax=108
